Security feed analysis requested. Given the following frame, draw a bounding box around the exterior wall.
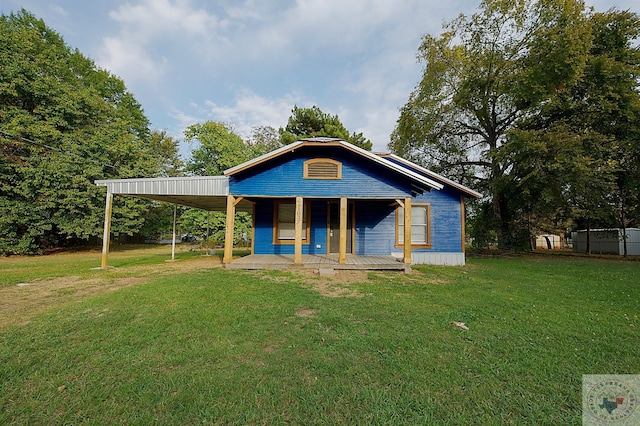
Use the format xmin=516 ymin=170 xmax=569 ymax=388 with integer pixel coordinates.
xmin=250 ymin=189 xmax=466 ymax=264
xmin=354 ymin=200 xmax=396 ymax=255
xmin=253 ymin=199 xmax=329 ymax=255
xmin=572 ymin=228 xmax=640 ymax=256
xmin=230 ymin=148 xmax=415 ymax=198
xmin=412 ymin=188 xmax=464 ymax=253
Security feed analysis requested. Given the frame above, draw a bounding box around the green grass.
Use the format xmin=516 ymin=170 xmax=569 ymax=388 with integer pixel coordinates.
xmin=1 ymin=251 xmax=639 ymax=424
xmin=0 ymin=244 xmax=209 ymax=288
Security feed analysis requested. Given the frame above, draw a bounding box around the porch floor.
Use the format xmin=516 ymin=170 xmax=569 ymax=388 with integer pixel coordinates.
xmin=226 ymin=254 xmax=410 ymax=272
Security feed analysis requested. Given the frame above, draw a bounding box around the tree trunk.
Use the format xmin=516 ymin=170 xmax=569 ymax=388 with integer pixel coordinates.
xmin=620 ymin=192 xmax=628 ymax=258
xmin=493 ymin=191 xmax=510 ymax=250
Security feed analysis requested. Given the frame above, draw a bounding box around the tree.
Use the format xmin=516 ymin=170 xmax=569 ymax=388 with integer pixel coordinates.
xmin=1 ymin=10 xmax=157 ymax=254
xmin=148 ymin=130 xmax=183 ymax=177
xmin=280 ymin=105 xmax=373 ymax=150
xmin=511 ymin=9 xmax=640 ymax=254
xmin=184 ymin=121 xmax=248 ymax=176
xmin=247 ymin=125 xmax=284 ymax=157
xmin=181 ymin=121 xmax=254 ymax=246
xmin=584 ymin=10 xmax=640 ymax=256
xmin=390 ymin=0 xmax=591 ymax=249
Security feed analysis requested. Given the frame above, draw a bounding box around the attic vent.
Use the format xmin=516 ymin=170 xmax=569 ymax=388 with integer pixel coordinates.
xmin=304 ymin=159 xmax=342 ymax=180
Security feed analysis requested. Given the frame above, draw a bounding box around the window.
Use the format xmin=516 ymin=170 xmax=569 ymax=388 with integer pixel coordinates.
xmin=274 ymin=201 xmax=310 ymax=244
xmin=304 ymin=159 xmax=342 ymax=179
xmin=396 ymin=203 xmax=431 ymax=247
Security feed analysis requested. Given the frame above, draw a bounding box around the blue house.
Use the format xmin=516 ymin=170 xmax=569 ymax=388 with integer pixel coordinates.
xmin=96 ymin=137 xmax=480 ymax=270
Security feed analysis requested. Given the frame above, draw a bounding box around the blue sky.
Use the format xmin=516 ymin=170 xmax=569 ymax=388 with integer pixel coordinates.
xmin=2 ymin=0 xmax=637 ymax=156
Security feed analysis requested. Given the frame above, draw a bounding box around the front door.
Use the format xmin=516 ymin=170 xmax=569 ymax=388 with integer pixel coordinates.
xmin=328 ymin=202 xmax=353 ymax=254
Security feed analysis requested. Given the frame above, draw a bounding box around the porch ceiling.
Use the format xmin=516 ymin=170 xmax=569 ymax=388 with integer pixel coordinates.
xmin=130 ymin=194 xmax=254 ymax=212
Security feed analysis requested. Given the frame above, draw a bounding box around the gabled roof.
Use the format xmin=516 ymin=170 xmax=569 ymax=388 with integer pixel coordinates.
xmin=378 ymin=153 xmax=482 ymax=199
xmin=224 ymin=137 xmax=444 ymax=192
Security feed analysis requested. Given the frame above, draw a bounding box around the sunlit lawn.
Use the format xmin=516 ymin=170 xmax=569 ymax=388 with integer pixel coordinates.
xmin=1 ymin=248 xmax=638 ymax=424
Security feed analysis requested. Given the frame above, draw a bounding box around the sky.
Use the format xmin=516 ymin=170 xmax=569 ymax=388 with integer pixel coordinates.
xmin=2 ymin=0 xmax=638 ymax=157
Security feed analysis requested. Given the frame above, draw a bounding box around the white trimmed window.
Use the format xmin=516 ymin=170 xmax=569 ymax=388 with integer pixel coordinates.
xmin=396 ymin=203 xmax=431 ymax=247
xmin=274 ymin=201 xmax=309 ymax=244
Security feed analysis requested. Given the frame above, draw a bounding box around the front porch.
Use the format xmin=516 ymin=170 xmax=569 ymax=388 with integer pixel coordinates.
xmin=227 ymin=254 xmax=410 ymax=272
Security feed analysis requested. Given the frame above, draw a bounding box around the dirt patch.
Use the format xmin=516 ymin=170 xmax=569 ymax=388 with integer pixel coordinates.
xmin=312 ymin=280 xmax=363 ymax=298
xmin=250 ymin=268 xmax=370 ymax=298
xmin=0 ymin=255 xmax=222 ymax=328
xmin=297 ymin=269 xmax=370 ymax=298
xmin=295 ymin=308 xmax=318 ymax=318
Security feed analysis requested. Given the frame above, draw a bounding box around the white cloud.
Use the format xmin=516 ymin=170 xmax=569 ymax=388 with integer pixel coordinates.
xmin=108 ymin=0 xmax=224 ymax=40
xmin=202 ymin=89 xmax=310 ymax=137
xmin=99 ymin=36 xmax=165 ymax=82
xmin=97 ymin=0 xmax=226 ymax=83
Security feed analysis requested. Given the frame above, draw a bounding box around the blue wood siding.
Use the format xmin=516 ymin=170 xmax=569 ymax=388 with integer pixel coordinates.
xmin=355 ymin=190 xmax=463 ymax=255
xmin=230 ymin=148 xmax=414 ymax=198
xmin=355 ymin=201 xmax=396 ymax=255
xmin=251 ymin=192 xmax=463 ymax=256
xmin=253 ymin=200 xmax=328 ymax=255
xmin=415 ymin=187 xmax=463 ymax=252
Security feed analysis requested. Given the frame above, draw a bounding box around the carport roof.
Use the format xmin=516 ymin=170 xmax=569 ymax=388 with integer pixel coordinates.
xmin=94 ymin=176 xmax=252 ymax=212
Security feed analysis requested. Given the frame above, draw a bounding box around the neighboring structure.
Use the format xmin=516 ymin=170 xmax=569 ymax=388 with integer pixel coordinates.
xmin=96 ymin=138 xmax=481 ymax=269
xmin=572 ymin=228 xmax=640 ymax=256
xmin=535 ymin=234 xmax=564 ymax=250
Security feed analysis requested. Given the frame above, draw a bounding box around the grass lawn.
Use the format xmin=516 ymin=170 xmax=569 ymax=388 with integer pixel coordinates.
xmin=1 ymin=248 xmax=638 ymax=424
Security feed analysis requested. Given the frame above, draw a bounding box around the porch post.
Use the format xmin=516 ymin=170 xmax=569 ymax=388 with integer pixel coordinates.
xmin=339 ymin=197 xmax=347 ymax=264
xmin=294 ymin=196 xmax=303 ymax=264
xmin=403 ymin=197 xmax=412 ymax=265
xmin=223 ymin=194 xmax=235 ymax=264
xmin=100 ymin=190 xmax=113 ymax=268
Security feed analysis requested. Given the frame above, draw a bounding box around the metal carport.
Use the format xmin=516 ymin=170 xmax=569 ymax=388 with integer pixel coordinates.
xmin=95 ymin=176 xmax=254 ymax=268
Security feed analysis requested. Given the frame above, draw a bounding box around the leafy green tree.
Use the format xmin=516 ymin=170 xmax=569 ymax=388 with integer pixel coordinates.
xmin=184 ymin=121 xmax=248 ymax=176
xmin=148 ymin=130 xmax=184 ymax=177
xmin=247 ymin=125 xmax=284 ymax=157
xmin=180 ymin=207 xmax=251 ymax=246
xmin=390 ymin=0 xmax=591 ymax=249
xmin=280 ymin=105 xmax=373 ymax=150
xmin=584 ymin=10 xmax=640 ymax=256
xmin=181 ymin=121 xmax=254 ymax=246
xmin=512 ymin=9 xmax=640 ymax=254
xmin=1 ymin=10 xmax=156 ymax=254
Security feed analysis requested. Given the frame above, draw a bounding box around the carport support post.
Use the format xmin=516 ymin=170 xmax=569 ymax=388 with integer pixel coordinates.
xmin=171 ymin=204 xmax=177 ymax=261
xmin=294 ymin=196 xmax=303 ymax=264
xmin=223 ymin=194 xmax=235 ymax=264
xmin=339 ymin=197 xmax=347 ymax=264
xmin=100 ymin=191 xmax=113 ymax=268
xmin=403 ymin=197 xmax=412 ymax=265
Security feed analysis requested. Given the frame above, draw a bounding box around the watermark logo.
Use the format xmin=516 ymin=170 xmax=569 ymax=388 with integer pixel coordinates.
xmin=583 ymin=375 xmax=640 ymax=425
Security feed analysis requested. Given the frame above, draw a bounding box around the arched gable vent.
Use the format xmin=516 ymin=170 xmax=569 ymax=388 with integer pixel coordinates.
xmin=304 ymin=159 xmax=342 ymax=180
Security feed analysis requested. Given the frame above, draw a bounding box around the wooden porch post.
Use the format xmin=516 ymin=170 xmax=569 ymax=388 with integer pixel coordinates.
xmin=403 ymin=197 xmax=412 ymax=265
xmin=223 ymin=194 xmax=235 ymax=264
xmin=339 ymin=197 xmax=347 ymax=264
xmin=294 ymin=196 xmax=303 ymax=264
xmin=100 ymin=191 xmax=113 ymax=268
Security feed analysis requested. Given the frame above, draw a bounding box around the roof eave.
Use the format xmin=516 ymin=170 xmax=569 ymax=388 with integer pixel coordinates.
xmin=380 ymin=154 xmax=482 ymax=198
xmin=224 ymin=141 xmax=304 ymax=176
